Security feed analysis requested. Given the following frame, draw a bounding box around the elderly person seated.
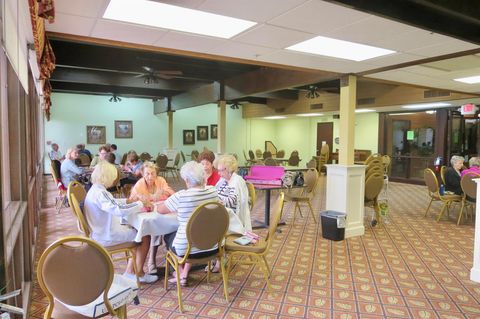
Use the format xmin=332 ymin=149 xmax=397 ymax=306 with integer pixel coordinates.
xmin=49 ymin=143 xmax=65 ymax=161
xmin=60 ymin=147 xmax=85 ymax=187
xmin=445 ymin=155 xmax=464 ymax=195
xmin=461 ymin=156 xmax=480 ymax=176
xmin=121 ymin=152 xmax=143 ymax=186
xmin=214 ymin=154 xmax=252 ymax=231
xmin=130 ymin=161 xmax=175 ymax=273
xmin=156 ymin=161 xmax=220 ymax=286
xmin=198 ymin=150 xmax=220 ymax=186
xmin=89 ymin=145 xmax=110 ymax=168
xmin=84 ymin=161 xmax=158 ymax=283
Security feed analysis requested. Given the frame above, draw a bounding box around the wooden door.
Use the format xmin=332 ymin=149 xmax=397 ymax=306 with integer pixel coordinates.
xmin=316 ymin=122 xmax=333 ymax=156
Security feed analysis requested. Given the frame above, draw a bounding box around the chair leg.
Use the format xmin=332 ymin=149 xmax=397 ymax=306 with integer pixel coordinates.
xmin=424 ymin=198 xmax=433 ymax=217
xmin=307 ymin=200 xmax=317 ymax=223
xmin=115 ymin=304 xmax=127 ymax=319
xmin=260 ymin=256 xmax=271 ymax=291
xmin=129 ymin=248 xmax=140 ymax=288
xmin=457 ymin=202 xmax=465 ymax=226
xmin=219 ymin=256 xmax=229 ymax=302
xmin=436 ymin=202 xmax=448 ymax=221
xmin=206 ymin=260 xmax=211 ymax=282
xmin=261 ymin=255 xmax=271 ymax=276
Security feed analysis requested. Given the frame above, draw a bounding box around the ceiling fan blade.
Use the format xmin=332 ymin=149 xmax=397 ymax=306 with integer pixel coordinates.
xmin=133 ymin=74 xmax=145 ymax=78
xmin=154 ymin=70 xmax=183 ymax=75
xmin=142 ymin=66 xmax=154 ymax=73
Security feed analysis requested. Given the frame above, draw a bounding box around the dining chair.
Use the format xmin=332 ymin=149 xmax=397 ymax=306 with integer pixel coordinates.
xmin=263 ymin=151 xmax=272 ymax=159
xmin=155 ymin=154 xmax=169 ymax=177
xmin=264 ymin=158 xmax=277 ymax=166
xmin=191 ymin=150 xmax=200 ymax=161
xmin=458 ymin=172 xmax=479 ymax=225
xmin=246 ymin=181 xmax=256 ymax=211
xmin=364 ymin=153 xmax=382 ymax=165
xmin=139 ymin=152 xmax=152 ymax=162
xmin=255 ymin=149 xmax=263 ymax=159
xmin=166 ymin=153 xmax=181 ymax=180
xmin=287 ymin=154 xmax=300 ymax=166
xmin=225 ymin=192 xmax=284 ymax=290
xmin=37 ymin=236 xmax=137 ymax=319
xmin=423 ymin=168 xmax=462 ymax=221
xmin=276 ymin=150 xmax=285 ymax=158
xmin=50 ymin=160 xmax=67 ymax=213
xmin=364 ymin=172 xmax=384 ymax=226
xmin=67 ymin=182 xmax=140 ymax=288
xmin=164 ymin=202 xmax=230 ymax=312
xmin=440 ymin=165 xmax=447 ymax=185
xmin=180 ymin=150 xmax=186 ymax=163
xmin=282 ymin=169 xmax=318 ymax=224
xmin=78 ymin=153 xmax=91 ymax=167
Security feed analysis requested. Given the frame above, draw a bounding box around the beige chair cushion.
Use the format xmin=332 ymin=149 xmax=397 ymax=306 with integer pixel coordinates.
xmin=225 ymin=234 xmax=267 ymax=253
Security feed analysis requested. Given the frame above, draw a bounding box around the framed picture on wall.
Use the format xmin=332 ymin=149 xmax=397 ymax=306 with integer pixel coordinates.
xmin=115 ymin=120 xmax=133 ymax=138
xmin=183 ymin=129 xmax=195 ymax=145
xmin=197 ymin=126 xmax=209 ymax=141
xmin=86 ymin=126 xmax=106 ymax=144
xmin=210 ymin=124 xmax=218 ymax=139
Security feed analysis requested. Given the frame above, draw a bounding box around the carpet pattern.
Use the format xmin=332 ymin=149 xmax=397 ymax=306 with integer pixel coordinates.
xmin=29 ymin=175 xmax=479 ymax=318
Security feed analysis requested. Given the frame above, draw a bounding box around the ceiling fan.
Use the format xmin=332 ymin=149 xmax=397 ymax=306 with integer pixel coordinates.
xmin=134 ymin=66 xmax=183 ymax=84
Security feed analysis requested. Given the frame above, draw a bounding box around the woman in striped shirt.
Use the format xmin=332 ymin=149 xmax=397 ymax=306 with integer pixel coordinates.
xmin=156 ymin=161 xmax=221 ymax=286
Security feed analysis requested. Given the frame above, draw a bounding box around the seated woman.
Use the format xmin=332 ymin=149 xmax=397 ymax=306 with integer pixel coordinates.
xmin=156 ymin=161 xmax=220 ymax=286
xmin=198 ymin=150 xmax=220 ymax=186
xmin=121 ymin=152 xmax=143 ymax=185
xmin=215 ymin=154 xmax=252 ymax=231
xmin=60 ymin=147 xmax=85 ymax=187
xmin=89 ymin=145 xmax=110 ymax=168
xmin=461 ymin=157 xmax=480 ymax=176
xmin=129 ymin=161 xmax=175 ymax=273
xmin=445 ymin=155 xmax=464 ymax=195
xmin=84 ymin=161 xmax=158 ymax=283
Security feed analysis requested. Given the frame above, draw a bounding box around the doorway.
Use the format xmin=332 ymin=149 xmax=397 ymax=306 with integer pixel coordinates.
xmin=316 ymin=122 xmax=333 ymax=156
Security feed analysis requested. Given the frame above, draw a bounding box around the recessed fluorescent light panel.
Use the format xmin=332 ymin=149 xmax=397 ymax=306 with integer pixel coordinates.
xmin=297 ymin=113 xmax=324 ymax=117
xmin=402 ymin=102 xmax=451 ymax=109
xmin=264 ymin=116 xmax=286 ymax=120
xmin=286 ymin=36 xmax=395 ymax=61
xmin=454 ymin=75 xmax=480 ymax=84
xmin=355 ymin=109 xmax=375 ymax=113
xmin=104 ymin=0 xmax=256 ymax=39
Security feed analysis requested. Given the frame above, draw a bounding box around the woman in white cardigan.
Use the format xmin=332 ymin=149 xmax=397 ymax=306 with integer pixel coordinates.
xmin=214 ymin=154 xmax=252 ymax=231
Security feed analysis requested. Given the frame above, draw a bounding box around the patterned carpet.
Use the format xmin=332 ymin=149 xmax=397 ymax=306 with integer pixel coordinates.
xmin=29 ymin=174 xmax=480 ymax=319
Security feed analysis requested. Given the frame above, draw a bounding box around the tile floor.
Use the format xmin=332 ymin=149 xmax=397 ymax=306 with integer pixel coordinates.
xmin=29 ymin=174 xmax=479 ymax=318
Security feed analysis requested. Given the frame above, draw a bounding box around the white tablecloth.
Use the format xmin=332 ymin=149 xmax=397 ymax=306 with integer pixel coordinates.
xmin=125 ymin=212 xmax=179 ymax=243
xmin=125 ymin=208 xmax=245 ymax=243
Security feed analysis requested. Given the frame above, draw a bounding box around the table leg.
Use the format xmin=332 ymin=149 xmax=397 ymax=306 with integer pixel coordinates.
xmin=253 ymin=189 xmax=271 ymax=229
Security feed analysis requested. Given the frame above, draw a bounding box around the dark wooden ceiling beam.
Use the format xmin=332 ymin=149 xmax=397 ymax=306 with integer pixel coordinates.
xmin=251 ymin=90 xmax=298 ymax=100
xmin=51 ymin=82 xmax=177 ymax=98
xmin=52 ymin=67 xmax=204 ymax=92
xmin=171 ymin=82 xmax=221 ymax=111
xmin=224 ymin=68 xmax=339 ymax=101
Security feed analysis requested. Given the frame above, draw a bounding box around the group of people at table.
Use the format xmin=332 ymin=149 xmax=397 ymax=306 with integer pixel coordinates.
xmin=444 ymin=155 xmax=480 ymax=195
xmin=50 ymin=143 xmax=252 ymax=286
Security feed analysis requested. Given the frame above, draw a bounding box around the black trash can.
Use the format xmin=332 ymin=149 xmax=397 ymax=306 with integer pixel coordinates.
xmin=320 ymin=211 xmax=346 ymax=241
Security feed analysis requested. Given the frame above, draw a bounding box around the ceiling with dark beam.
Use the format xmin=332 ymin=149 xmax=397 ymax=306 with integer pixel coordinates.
xmin=47 ymin=0 xmax=480 ymax=112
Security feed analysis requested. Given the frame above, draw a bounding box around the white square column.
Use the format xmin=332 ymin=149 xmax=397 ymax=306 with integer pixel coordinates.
xmin=325 ymin=164 xmax=366 ymax=238
xmin=470 ymin=179 xmax=480 ymax=282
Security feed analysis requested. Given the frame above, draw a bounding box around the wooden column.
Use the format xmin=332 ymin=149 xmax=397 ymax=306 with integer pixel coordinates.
xmin=167 ymin=111 xmax=173 ymax=149
xmin=217 ymin=100 xmax=226 ymax=154
xmin=339 ymin=74 xmax=356 ymax=165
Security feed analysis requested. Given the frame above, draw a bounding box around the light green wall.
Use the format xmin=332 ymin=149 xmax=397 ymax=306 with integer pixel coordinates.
xmin=45 ymin=93 xmax=379 ymax=172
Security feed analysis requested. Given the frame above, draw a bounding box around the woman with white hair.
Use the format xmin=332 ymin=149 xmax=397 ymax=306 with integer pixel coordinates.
xmin=60 ymin=147 xmax=85 ymax=187
xmin=84 ymin=161 xmax=158 ymax=283
xmin=156 ymin=161 xmax=220 ymax=286
xmin=445 ymin=155 xmax=464 ymax=195
xmin=215 ymin=154 xmax=252 ymax=231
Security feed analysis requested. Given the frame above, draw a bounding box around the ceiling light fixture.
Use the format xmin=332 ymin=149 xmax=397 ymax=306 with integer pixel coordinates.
xmin=264 ymin=116 xmax=286 ymax=120
xmin=109 ymin=94 xmax=122 ymax=102
xmin=402 ymin=102 xmax=451 ymax=109
xmin=104 ymin=0 xmax=256 ymax=39
xmin=286 ymin=36 xmax=395 ymax=61
xmin=355 ymin=109 xmax=375 ymax=113
xmin=454 ymin=75 xmax=480 ymax=84
xmin=305 ymin=85 xmax=320 ymax=99
xmin=297 ymin=113 xmax=324 ymax=117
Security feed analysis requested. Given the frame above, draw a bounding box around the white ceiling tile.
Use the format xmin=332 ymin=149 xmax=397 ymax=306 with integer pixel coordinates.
xmin=269 ymin=0 xmax=370 ymax=34
xmin=423 ymin=55 xmax=480 ymax=72
xmin=401 ymin=65 xmax=451 ymax=77
xmin=365 ymin=53 xmax=424 ymax=68
xmin=407 ymin=39 xmax=479 ymax=57
xmin=91 ymin=20 xmax=166 ymax=45
xmin=327 ymin=16 xmax=417 ymax=47
xmin=234 ymin=24 xmax=313 ymax=49
xmin=152 ymin=0 xmax=206 ymax=9
xmin=45 ymin=13 xmax=96 ymax=36
xmin=54 ymin=0 xmax=108 ymax=18
xmin=208 ymin=42 xmax=276 ymax=60
xmin=199 ymin=0 xmax=308 ymax=22
xmin=375 ymin=30 xmax=453 ymax=54
xmin=154 ymin=31 xmax=227 ymax=53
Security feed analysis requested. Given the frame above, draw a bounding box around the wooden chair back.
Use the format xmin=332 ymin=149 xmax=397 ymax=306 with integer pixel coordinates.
xmin=364 ymin=172 xmax=384 ymax=202
xmin=276 ymin=150 xmax=285 ymax=158
xmin=246 ymin=181 xmax=256 ymax=210
xmin=180 ymin=151 xmax=186 ymax=163
xmin=424 ymin=168 xmax=439 ymax=195
xmin=139 ymin=152 xmax=152 ymax=162
xmin=156 ymin=154 xmax=169 ymax=169
xmin=67 ymin=183 xmax=91 ymax=237
xmin=304 ymin=168 xmax=319 ymax=194
xmin=440 ymin=165 xmax=447 ymax=185
xmin=191 ymin=150 xmax=199 ymax=161
xmin=461 ymin=172 xmax=480 ymax=200
xmin=248 ymin=150 xmax=255 ymax=160
xmin=263 ymin=151 xmax=272 ymax=159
